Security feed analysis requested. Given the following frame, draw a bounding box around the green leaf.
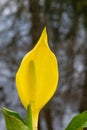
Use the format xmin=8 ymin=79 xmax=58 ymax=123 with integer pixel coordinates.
xmin=2 ymin=107 xmax=30 ymax=130
xmin=65 ymin=111 xmax=87 ymax=130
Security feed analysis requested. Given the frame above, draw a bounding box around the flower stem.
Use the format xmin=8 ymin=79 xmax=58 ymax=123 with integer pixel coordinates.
xmin=32 ymin=111 xmax=39 ymax=130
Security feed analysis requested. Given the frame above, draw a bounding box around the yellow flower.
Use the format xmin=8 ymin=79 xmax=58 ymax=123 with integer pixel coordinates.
xmin=16 ymin=27 xmax=59 ymax=130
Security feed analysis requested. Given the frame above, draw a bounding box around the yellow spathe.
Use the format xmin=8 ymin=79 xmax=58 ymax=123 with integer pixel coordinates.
xmin=16 ymin=27 xmax=59 ymax=130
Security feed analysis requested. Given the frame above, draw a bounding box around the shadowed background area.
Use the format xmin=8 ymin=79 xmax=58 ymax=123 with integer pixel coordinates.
xmin=0 ymin=0 xmax=87 ymax=130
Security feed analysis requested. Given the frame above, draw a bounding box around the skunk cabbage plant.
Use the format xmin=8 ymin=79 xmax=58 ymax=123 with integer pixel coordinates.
xmin=16 ymin=28 xmax=59 ymax=130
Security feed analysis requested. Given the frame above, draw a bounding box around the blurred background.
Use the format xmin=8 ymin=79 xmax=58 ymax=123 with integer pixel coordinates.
xmin=0 ymin=0 xmax=87 ymax=130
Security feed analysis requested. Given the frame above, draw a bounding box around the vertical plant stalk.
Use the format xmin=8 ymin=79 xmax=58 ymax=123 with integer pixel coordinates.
xmin=26 ymin=105 xmax=39 ymax=130
xmin=32 ymin=111 xmax=39 ymax=130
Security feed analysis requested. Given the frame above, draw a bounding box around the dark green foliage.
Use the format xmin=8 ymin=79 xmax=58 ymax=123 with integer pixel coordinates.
xmin=2 ymin=105 xmax=33 ymax=130
xmin=65 ymin=111 xmax=87 ymax=130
